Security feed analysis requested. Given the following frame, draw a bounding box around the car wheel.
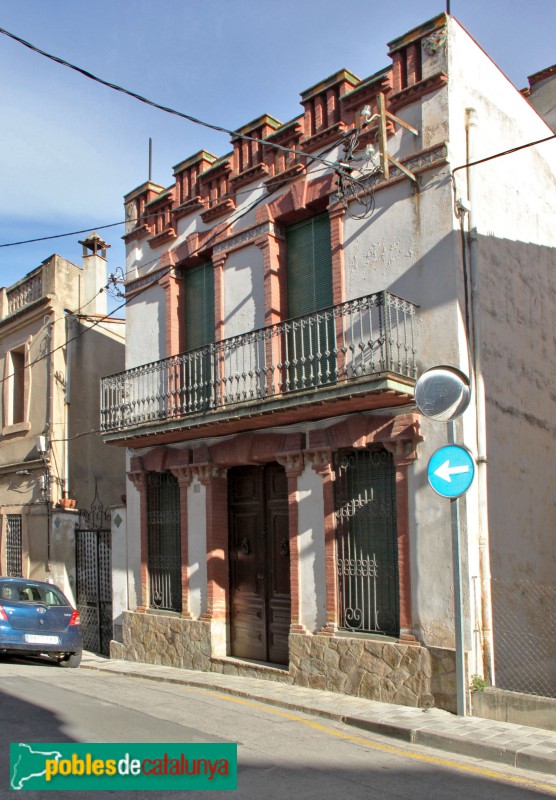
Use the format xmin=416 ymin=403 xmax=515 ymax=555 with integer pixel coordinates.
xmin=57 ymin=652 xmax=82 ymax=669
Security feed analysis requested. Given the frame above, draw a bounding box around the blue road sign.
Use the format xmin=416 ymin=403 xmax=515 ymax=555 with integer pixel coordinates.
xmin=427 ymin=444 xmax=475 ymax=499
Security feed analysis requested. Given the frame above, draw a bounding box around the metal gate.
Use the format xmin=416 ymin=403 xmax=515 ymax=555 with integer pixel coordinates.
xmin=75 ymin=485 xmax=112 ymax=655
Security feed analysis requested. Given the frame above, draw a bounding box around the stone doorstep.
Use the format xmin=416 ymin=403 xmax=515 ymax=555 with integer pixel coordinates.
xmin=210 ymin=655 xmax=292 ymax=681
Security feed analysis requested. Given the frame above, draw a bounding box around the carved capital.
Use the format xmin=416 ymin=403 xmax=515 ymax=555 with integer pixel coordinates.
xmin=127 ymin=470 xmax=147 ymax=491
xmin=276 ymin=452 xmax=304 ymax=478
xmin=305 ymin=448 xmax=333 ymax=477
xmin=193 ymin=464 xmax=227 ymax=485
xmin=383 ymin=438 xmax=419 ymax=465
xmin=169 ymin=466 xmax=193 ymax=487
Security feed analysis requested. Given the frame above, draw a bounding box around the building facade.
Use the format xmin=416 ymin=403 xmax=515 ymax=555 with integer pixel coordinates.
xmin=0 ymin=235 xmax=126 ymax=608
xmin=103 ymin=14 xmax=556 ymax=710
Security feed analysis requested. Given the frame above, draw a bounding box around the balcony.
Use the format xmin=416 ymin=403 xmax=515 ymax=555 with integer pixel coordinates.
xmin=101 ymin=291 xmax=417 ymax=444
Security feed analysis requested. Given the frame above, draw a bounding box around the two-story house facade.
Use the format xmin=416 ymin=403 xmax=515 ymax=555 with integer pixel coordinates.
xmin=0 ymin=235 xmax=126 ymax=613
xmin=103 ymin=14 xmax=556 ymax=711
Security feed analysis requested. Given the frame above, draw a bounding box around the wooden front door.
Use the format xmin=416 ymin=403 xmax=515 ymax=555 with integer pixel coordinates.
xmin=229 ymin=463 xmax=291 ymax=665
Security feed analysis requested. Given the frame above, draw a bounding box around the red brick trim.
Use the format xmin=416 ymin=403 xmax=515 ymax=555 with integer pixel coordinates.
xmin=212 ymin=253 xmax=227 ymax=343
xmin=160 ymin=269 xmax=184 ymax=357
xmin=197 ymin=467 xmax=228 ymax=623
xmin=255 ymin=228 xmax=286 ymax=328
xmin=328 ymin=203 xmax=345 ymax=307
xmin=170 ymin=466 xmax=193 ymax=618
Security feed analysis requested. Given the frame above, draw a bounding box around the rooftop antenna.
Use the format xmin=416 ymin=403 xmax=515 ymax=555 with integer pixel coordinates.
xmin=148 ymin=137 xmax=152 ymax=182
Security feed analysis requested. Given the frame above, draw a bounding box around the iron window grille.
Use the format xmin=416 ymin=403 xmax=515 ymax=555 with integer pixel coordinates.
xmin=334 ymin=448 xmax=400 ymax=636
xmin=6 ymin=514 xmax=23 ymax=577
xmin=146 ymin=471 xmax=182 ymax=612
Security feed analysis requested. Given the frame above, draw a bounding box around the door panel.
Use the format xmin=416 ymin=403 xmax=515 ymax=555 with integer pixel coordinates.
xmin=229 ymin=463 xmax=291 ymax=665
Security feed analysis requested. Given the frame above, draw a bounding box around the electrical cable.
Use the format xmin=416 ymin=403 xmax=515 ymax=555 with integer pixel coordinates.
xmin=0 ymin=26 xmax=354 ymax=181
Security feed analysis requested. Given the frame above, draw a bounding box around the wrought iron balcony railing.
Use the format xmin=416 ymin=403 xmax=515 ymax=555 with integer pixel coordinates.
xmin=101 ymin=291 xmax=417 ymax=433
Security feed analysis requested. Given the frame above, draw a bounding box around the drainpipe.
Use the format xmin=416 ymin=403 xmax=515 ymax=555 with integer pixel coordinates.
xmin=44 ymin=316 xmax=54 ymax=571
xmin=466 ymin=108 xmax=495 ymax=685
xmin=64 ymin=313 xmax=74 ymax=500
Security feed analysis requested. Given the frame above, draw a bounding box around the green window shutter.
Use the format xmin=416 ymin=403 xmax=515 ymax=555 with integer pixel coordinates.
xmin=286 ymin=213 xmax=333 ymax=317
xmin=185 ymin=261 xmax=215 ymax=350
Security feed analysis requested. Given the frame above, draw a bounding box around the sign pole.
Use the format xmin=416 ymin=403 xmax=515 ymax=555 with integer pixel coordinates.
xmin=448 ymin=420 xmax=466 ymax=715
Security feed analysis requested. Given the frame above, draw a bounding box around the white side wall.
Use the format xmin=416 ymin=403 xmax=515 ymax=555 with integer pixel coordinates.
xmin=188 ymin=478 xmax=207 ymax=618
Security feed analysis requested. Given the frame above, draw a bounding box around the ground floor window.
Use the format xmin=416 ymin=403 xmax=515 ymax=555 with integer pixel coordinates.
xmin=334 ymin=448 xmax=399 ymax=636
xmin=146 ymin=472 xmax=181 ymax=612
xmin=5 ymin=514 xmax=23 ymax=577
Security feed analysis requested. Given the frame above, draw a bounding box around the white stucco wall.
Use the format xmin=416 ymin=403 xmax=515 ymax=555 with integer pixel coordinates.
xmin=110 ymin=505 xmax=128 ymax=640
xmin=125 ymin=287 xmax=166 ymax=369
xmin=296 ymin=464 xmax=327 ymax=633
xmin=223 ymin=244 xmax=265 ymax=337
xmin=188 ymin=478 xmax=207 ymax=619
xmin=124 ymin=451 xmax=141 ymax=611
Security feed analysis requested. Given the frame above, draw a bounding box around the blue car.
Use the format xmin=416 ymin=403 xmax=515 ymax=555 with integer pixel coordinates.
xmin=0 ymin=577 xmax=83 ymax=668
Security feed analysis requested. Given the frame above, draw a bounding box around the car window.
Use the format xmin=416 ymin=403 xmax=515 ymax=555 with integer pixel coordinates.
xmin=0 ymin=581 xmax=68 ymax=607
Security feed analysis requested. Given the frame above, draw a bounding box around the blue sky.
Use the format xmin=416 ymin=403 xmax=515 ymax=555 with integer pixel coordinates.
xmin=1 ymin=0 xmax=555 ymax=303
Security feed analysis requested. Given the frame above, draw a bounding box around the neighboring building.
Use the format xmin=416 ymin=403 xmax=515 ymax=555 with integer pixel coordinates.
xmin=523 ymin=64 xmax=556 ymax=131
xmin=0 ymin=234 xmax=126 ymax=607
xmin=102 ymin=13 xmax=556 ymax=711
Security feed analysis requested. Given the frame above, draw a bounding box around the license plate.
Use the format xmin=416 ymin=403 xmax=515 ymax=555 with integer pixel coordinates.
xmin=24 ymin=634 xmax=60 ymax=645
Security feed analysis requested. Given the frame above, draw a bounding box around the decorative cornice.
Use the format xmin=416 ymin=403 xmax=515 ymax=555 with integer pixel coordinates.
xmin=264 ymin=162 xmax=305 ymax=191
xmin=300 ymin=121 xmax=347 ymax=153
xmin=230 ymin=162 xmax=269 ymax=190
xmin=122 ymin=224 xmax=151 ymax=245
xmin=172 ymin=196 xmax=205 ymax=222
xmin=213 ymin=221 xmax=280 ymax=255
xmin=125 ymin=266 xmax=169 ymax=295
xmin=147 ymin=227 xmax=177 ymax=249
xmin=200 ymin=197 xmax=236 ymax=223
xmin=389 ymin=73 xmax=448 ymax=113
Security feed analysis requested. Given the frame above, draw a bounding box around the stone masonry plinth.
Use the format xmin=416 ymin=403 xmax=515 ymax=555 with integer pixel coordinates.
xmin=112 ymin=612 xmax=456 ymax=711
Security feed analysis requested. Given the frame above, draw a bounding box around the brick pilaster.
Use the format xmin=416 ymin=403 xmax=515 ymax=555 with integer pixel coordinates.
xmin=382 ymin=443 xmax=414 ymax=636
xmin=160 ymin=268 xmax=184 ymax=357
xmin=212 ymin=253 xmax=227 ymax=343
xmin=256 ymin=228 xmax=286 ymax=395
xmin=170 ymin=466 xmax=193 ymax=618
xmin=197 ymin=466 xmax=229 ymax=622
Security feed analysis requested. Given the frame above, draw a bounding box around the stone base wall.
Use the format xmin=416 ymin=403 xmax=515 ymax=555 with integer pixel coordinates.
xmin=113 ymin=612 xmax=456 ymax=711
xmin=290 ymin=634 xmax=435 ymax=709
xmin=110 ymin=611 xmax=211 ymax=671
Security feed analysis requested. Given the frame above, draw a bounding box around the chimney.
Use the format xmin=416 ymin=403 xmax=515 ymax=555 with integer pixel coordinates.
xmin=78 ymin=232 xmax=110 ymax=316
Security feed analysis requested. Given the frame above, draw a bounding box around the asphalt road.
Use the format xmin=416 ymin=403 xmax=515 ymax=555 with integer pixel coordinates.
xmin=0 ymin=656 xmax=554 ymax=799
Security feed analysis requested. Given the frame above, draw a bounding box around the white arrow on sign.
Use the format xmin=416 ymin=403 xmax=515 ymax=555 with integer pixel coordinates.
xmin=433 ymin=460 xmax=470 ymax=483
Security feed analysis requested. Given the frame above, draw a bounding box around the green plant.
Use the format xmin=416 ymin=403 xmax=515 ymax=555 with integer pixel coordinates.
xmin=469 ymin=674 xmax=488 ymax=693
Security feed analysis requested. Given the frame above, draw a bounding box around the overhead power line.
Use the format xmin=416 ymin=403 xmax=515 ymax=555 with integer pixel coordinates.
xmin=0 ymin=26 xmax=353 ymax=180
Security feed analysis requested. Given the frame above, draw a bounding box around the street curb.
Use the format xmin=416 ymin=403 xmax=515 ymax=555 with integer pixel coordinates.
xmin=81 ymin=662 xmax=556 ymax=777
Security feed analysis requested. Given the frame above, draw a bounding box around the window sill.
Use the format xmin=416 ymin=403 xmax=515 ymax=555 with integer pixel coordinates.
xmin=2 ymin=421 xmax=31 ymax=437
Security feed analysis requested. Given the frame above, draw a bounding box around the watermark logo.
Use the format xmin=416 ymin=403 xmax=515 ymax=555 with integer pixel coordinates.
xmin=10 ymin=743 xmax=237 ymax=791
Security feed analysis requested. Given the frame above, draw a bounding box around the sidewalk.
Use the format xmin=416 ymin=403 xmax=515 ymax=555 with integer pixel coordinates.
xmin=81 ymin=653 xmax=556 ymax=777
